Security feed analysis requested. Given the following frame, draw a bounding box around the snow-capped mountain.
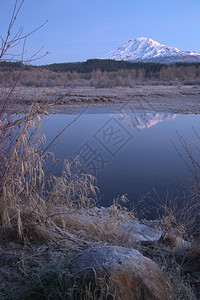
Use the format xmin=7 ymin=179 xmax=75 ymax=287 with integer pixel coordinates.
xmin=104 ymin=37 xmax=200 ymax=63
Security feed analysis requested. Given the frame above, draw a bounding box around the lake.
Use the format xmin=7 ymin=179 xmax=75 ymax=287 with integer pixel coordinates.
xmin=42 ymin=106 xmax=200 ymax=219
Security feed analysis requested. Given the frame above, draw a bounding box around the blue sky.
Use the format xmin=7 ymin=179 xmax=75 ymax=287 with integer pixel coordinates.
xmin=0 ymin=0 xmax=200 ymax=64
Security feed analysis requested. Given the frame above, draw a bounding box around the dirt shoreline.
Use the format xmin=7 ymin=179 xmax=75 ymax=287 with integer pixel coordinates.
xmin=1 ymin=85 xmax=200 ymax=114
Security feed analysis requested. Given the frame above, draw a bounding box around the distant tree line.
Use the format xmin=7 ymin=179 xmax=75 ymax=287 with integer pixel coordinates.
xmin=39 ymin=59 xmax=166 ymax=75
xmin=0 ymin=61 xmax=31 ymax=71
xmin=1 ymin=59 xmax=200 ymax=87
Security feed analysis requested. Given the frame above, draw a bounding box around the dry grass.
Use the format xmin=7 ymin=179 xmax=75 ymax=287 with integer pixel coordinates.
xmin=0 ymin=94 xmax=98 ymax=241
xmin=0 ymin=99 xmax=199 ymax=299
xmin=0 ymin=111 xmax=198 ymax=298
xmin=1 ymin=2 xmax=198 ymax=298
xmin=0 ymin=86 xmax=199 ymax=299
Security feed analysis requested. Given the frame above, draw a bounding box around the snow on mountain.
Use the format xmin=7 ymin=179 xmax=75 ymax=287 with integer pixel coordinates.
xmin=103 ymin=37 xmax=200 ymax=63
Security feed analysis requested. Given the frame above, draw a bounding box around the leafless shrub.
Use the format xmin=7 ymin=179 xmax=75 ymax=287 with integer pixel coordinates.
xmin=1 ymin=63 xmax=200 ymax=88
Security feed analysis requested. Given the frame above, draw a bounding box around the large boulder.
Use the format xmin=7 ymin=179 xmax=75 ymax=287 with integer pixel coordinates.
xmin=68 ymin=246 xmax=170 ymax=300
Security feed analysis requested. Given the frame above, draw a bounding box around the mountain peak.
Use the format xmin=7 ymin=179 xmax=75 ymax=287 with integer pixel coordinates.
xmin=103 ymin=37 xmax=200 ymax=63
xmin=135 ymin=37 xmax=150 ymax=42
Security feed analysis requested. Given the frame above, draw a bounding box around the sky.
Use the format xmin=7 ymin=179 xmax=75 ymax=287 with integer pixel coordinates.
xmin=0 ymin=0 xmax=200 ymax=65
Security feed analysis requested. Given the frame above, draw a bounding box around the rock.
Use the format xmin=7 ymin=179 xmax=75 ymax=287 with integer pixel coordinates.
xmin=68 ymin=246 xmax=170 ymax=300
xmin=129 ymin=220 xmax=162 ymax=242
xmin=64 ymin=207 xmax=189 ymax=250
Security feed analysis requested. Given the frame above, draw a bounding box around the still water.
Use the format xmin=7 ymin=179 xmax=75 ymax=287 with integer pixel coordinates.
xmin=42 ymin=108 xmax=200 ymax=218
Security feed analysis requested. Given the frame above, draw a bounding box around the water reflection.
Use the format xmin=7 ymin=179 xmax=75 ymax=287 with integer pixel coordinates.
xmin=42 ymin=109 xmax=200 ymax=218
xmin=117 ymin=111 xmax=177 ymax=130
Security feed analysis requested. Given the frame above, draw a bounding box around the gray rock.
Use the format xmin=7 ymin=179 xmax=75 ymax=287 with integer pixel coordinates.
xmin=129 ymin=220 xmax=162 ymax=242
xmin=68 ymin=246 xmax=170 ymax=300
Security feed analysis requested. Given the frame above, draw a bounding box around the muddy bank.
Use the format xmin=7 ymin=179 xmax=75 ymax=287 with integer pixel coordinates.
xmin=1 ymin=85 xmax=200 ymax=114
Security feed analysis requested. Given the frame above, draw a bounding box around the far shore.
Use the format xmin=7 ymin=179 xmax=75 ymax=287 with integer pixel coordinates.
xmin=1 ymin=84 xmax=200 ymax=114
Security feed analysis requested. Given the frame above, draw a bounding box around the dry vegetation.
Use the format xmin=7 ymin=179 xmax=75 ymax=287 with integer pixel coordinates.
xmin=1 ymin=81 xmax=200 ymax=299
xmin=1 ymin=64 xmax=200 ymax=89
xmin=0 ymin=1 xmax=200 ymax=299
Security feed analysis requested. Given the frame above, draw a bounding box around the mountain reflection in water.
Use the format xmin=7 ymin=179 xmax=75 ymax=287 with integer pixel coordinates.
xmin=117 ymin=111 xmax=177 ymax=130
xmin=42 ymin=110 xmax=200 ymax=219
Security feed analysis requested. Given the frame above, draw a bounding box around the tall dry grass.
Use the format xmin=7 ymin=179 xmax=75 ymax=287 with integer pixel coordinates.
xmin=0 ymin=101 xmax=98 ymax=240
xmin=0 ymin=0 xmax=98 ymax=242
